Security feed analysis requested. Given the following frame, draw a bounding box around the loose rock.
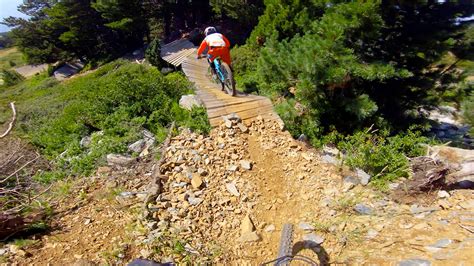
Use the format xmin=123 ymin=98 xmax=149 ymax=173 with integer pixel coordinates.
xmin=356 ymin=168 xmax=371 ymax=185
xmin=191 ymin=175 xmax=203 ymax=189
xmin=303 ymin=233 xmax=324 ymax=245
xmin=240 ymin=160 xmax=252 ymax=170
xmin=106 ymin=154 xmax=136 ymax=166
xmin=298 ymin=222 xmax=315 ymax=231
xmin=128 ymin=139 xmax=146 ymax=153
xmin=179 ymin=94 xmax=203 ymax=110
xmin=354 ymin=204 xmax=373 ymax=215
xmin=226 ymin=182 xmax=240 ymax=197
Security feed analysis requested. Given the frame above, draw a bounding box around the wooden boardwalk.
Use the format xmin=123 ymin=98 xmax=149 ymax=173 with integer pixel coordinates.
xmin=162 ymin=39 xmax=282 ymax=127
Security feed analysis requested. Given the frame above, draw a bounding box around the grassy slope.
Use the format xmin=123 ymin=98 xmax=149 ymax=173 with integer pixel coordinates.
xmin=0 ymin=47 xmax=26 ymax=70
xmin=0 ymin=59 xmax=210 ymax=182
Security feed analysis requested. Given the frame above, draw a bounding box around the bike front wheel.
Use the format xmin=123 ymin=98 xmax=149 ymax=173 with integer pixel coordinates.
xmin=220 ymin=62 xmax=236 ymax=96
xmin=276 ymin=223 xmax=294 ymax=266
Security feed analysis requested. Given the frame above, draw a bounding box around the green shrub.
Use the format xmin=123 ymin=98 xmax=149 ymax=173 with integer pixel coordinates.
xmin=337 ymin=128 xmax=431 ymax=189
xmin=1 ymin=69 xmax=24 ymax=86
xmin=231 ymin=44 xmax=261 ymax=94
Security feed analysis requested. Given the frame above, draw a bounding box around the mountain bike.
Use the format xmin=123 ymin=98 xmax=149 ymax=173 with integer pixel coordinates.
xmin=261 ymin=224 xmax=319 ymax=265
xmin=198 ymin=54 xmax=236 ymax=96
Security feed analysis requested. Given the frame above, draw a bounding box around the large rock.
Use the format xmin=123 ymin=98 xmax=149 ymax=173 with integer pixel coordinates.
xmin=356 ymin=168 xmax=371 ymax=185
xmin=179 ymin=95 xmax=203 ymax=110
xmin=238 ymin=215 xmax=260 ymax=242
xmin=240 ymin=215 xmax=255 ymax=234
xmin=107 ymin=154 xmax=136 ymax=166
xmin=80 ymin=136 xmax=92 ymax=148
xmin=128 ymin=139 xmax=146 ymax=153
xmin=428 ymin=146 xmax=474 ymax=188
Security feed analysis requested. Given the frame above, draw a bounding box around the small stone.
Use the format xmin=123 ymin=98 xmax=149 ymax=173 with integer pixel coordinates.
xmin=354 ymin=204 xmax=373 ymax=215
xmin=437 ymin=190 xmax=450 ymax=198
xmin=224 ymin=113 xmax=241 ymax=122
xmin=240 ymin=160 xmax=252 ymax=170
xmin=240 ymin=215 xmax=255 ymax=234
xmin=356 ymin=168 xmax=371 ymax=185
xmin=187 ymin=196 xmax=203 ymax=206
xmin=191 ymin=175 xmax=203 ymax=189
xmin=389 ymin=183 xmax=400 ymax=190
xmin=238 ymin=231 xmax=261 ymax=242
xmin=0 ymin=248 xmax=7 ymax=256
xmin=366 ymin=229 xmax=378 ymax=239
xmin=84 ymin=218 xmax=92 ymax=225
xmin=224 ymin=119 xmax=233 ymax=129
xmin=298 ymin=222 xmax=315 ymax=231
xmin=410 ymin=205 xmax=440 ymax=215
xmin=237 ymin=123 xmax=249 ymax=133
xmin=429 ymin=239 xmax=452 ymax=249
xmin=265 ymin=224 xmax=276 ymax=232
xmin=227 ymin=165 xmax=238 ymax=172
xmin=303 ymin=233 xmax=324 ymax=245
xmin=226 ymin=182 xmax=240 ymax=197
xmin=398 ymin=258 xmax=431 ymax=266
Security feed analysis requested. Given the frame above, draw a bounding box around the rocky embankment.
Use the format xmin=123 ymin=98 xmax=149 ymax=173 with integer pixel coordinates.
xmin=3 ymin=115 xmax=474 ymax=265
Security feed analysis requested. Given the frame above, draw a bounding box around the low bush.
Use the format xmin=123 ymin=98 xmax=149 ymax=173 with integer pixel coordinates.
xmin=231 ymin=44 xmax=261 ymax=94
xmin=337 ymin=128 xmax=432 ymax=189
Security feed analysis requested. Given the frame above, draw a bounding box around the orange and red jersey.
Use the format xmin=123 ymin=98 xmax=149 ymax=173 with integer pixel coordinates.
xmin=197 ymin=33 xmax=232 ymax=65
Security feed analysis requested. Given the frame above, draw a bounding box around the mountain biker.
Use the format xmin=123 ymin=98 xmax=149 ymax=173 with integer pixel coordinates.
xmin=197 ymin=27 xmax=232 ymax=72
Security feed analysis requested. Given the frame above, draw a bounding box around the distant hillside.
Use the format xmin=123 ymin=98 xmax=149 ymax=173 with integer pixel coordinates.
xmin=0 ymin=32 xmax=13 ymax=49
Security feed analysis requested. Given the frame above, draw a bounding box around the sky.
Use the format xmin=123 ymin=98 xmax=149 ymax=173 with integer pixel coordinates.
xmin=0 ymin=0 xmax=28 ymax=32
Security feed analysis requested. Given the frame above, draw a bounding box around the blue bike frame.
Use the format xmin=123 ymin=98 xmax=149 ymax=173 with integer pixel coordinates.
xmin=208 ymin=55 xmax=226 ymax=83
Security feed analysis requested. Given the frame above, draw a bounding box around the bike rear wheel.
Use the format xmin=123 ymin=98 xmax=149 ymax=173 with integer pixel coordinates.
xmin=276 ymin=223 xmax=294 ymax=266
xmin=219 ymin=62 xmax=236 ymax=96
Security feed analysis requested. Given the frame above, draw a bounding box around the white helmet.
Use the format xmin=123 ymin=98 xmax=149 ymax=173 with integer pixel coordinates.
xmin=204 ymin=26 xmax=217 ymax=36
